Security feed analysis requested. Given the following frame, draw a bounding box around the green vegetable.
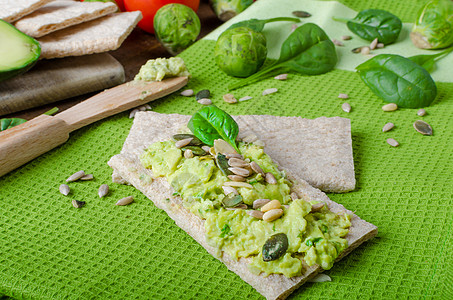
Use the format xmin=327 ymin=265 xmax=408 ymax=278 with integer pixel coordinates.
xmin=411 ymin=0 xmax=453 ymax=49
xmin=220 ymin=224 xmax=232 ymax=238
xmin=227 ymin=17 xmax=301 ymax=31
xmin=210 ymin=0 xmax=254 ymax=22
xmin=0 ymin=20 xmax=41 ymax=82
xmin=333 ymin=9 xmax=402 ymax=44
xmin=229 ymin=23 xmax=337 ymax=90
xmin=0 ymin=118 xmax=26 ymax=131
xmin=187 ymin=105 xmax=239 ymax=152
xmin=408 ymin=46 xmax=453 ymax=72
xmin=214 ymin=26 xmax=267 ymax=77
xmin=153 ymin=4 xmax=201 ymax=55
xmin=356 ymin=54 xmax=437 ymax=108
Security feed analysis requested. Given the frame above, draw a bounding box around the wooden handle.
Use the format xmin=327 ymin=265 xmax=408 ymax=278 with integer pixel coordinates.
xmin=0 ymin=115 xmax=70 ymax=177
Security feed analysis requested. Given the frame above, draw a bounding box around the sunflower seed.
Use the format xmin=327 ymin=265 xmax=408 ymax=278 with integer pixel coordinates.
xmin=72 ymin=199 xmax=85 ymax=208
xmin=246 ymin=210 xmax=264 ymax=219
xmin=98 ymin=184 xmax=109 ymax=198
xmin=239 ymin=96 xmax=253 ymax=102
xmin=332 ymin=39 xmax=344 ymax=46
xmin=223 ymin=93 xmax=237 ymax=104
xmin=308 ymin=274 xmax=332 ymax=283
xmin=228 ymin=167 xmax=250 ymax=177
xmin=198 ymin=98 xmax=212 ymax=105
xmin=228 ymin=157 xmax=249 ymax=168
xmin=59 ymin=184 xmax=70 ymax=196
xmin=129 ymin=108 xmax=139 ymax=118
xmin=138 ymin=106 xmax=147 ymax=111
xmin=338 ymin=93 xmax=349 ymax=99
xmin=370 ymin=38 xmax=378 ymax=50
xmin=222 ymin=186 xmax=238 ymax=195
xmin=387 ymin=138 xmax=399 ymax=147
xmin=202 ymin=146 xmax=211 ymax=153
xmin=417 ymin=109 xmax=427 ymax=116
xmin=351 ymin=47 xmax=363 ymax=53
xmin=80 ymin=174 xmax=94 ymax=181
xmin=342 ymin=103 xmax=351 ymax=113
xmin=382 ymin=103 xmax=398 ymax=111
xmin=184 ymin=149 xmax=194 ymax=159
xmin=223 ymin=181 xmax=253 ymax=189
xmin=175 ymin=138 xmax=193 ymax=148
xmin=262 ymin=88 xmax=278 ymax=96
xmin=262 ymin=209 xmax=284 ymax=222
xmin=310 ymin=202 xmax=325 ymax=212
xmin=265 ymin=172 xmax=277 ymax=184
xmin=66 ymin=170 xmax=85 ymax=182
xmin=250 ymin=161 xmax=265 ymax=176
xmin=292 ymin=10 xmax=311 ymax=18
xmin=361 ymin=46 xmax=371 ymax=55
xmin=382 ymin=122 xmax=395 ymax=132
xmin=196 ymin=89 xmax=210 ymax=100
xmin=413 ymin=120 xmax=433 ymax=135
xmin=341 ymin=35 xmax=352 ymax=40
xmin=377 ymin=43 xmax=385 ymax=48
xmin=227 ymin=175 xmax=246 ymax=182
xmin=144 ymin=104 xmax=152 ymax=110
xmin=253 ymin=199 xmax=271 ymax=209
xmin=274 ymin=74 xmax=288 ymax=80
xmin=180 ymin=89 xmax=194 ymax=96
xmin=225 ymin=153 xmax=243 ymax=159
xmin=116 ymin=196 xmax=134 ymax=206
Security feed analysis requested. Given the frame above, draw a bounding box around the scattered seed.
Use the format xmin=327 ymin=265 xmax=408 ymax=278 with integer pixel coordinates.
xmin=196 ymin=89 xmax=210 ymax=100
xmin=228 ymin=157 xmax=249 ymax=168
xmin=184 ymin=149 xmax=194 ymax=159
xmin=227 ymin=174 xmax=246 ymax=182
xmin=175 ymin=138 xmax=193 ymax=148
xmin=351 ymin=47 xmax=363 ymax=53
xmin=144 ymin=104 xmax=152 ymax=110
xmin=98 ymin=184 xmax=109 ymax=198
xmin=223 ymin=93 xmax=237 ymax=104
xmin=417 ymin=108 xmax=427 ymax=116
xmin=262 ymin=88 xmax=278 ymax=96
xmin=310 ymin=202 xmax=325 ymax=212
xmin=222 ymin=186 xmax=238 ymax=195
xmin=201 ymin=145 xmax=211 ymax=153
xmin=342 ymin=35 xmax=352 ymax=40
xmin=228 ymin=167 xmax=250 ymax=177
xmin=332 ymin=39 xmax=344 ymax=46
xmin=338 ymin=93 xmax=349 ymax=99
xmin=80 ymin=174 xmax=94 ymax=181
xmin=246 ymin=210 xmax=264 ymax=219
xmin=265 ymin=172 xmax=277 ymax=184
xmin=382 ymin=122 xmax=395 ymax=132
xmin=223 ymin=181 xmax=253 ymax=189
xmin=239 ymin=96 xmax=253 ymax=102
xmin=342 ymin=102 xmax=351 ymax=113
xmin=261 ymin=199 xmax=281 ymax=213
xmin=382 ymin=103 xmax=398 ymax=111
xmin=413 ymin=120 xmax=433 ymax=135
xmin=253 ymin=199 xmax=271 ymax=209
xmin=377 ymin=43 xmax=384 ymax=48
xmin=370 ymin=38 xmax=378 ymax=50
xmin=387 ymin=138 xmax=399 ymax=147
xmin=116 ymin=196 xmax=134 ymax=206
xmin=292 ymin=10 xmax=311 ymax=18
xmin=66 ymin=170 xmax=85 ymax=182
xmin=274 ymin=74 xmax=288 ymax=80
xmin=361 ymin=46 xmax=371 ymax=55
xmin=250 ymin=161 xmax=265 ymax=177
xmin=59 ymin=184 xmax=70 ymax=196
xmin=72 ymin=199 xmax=85 ymax=208
xmin=180 ymin=89 xmax=194 ymax=96
xmin=197 ymin=98 xmax=212 ymax=105
xmin=308 ymin=274 xmax=332 ymax=283
xmin=138 ymin=106 xmax=147 ymax=111
xmin=129 ymin=108 xmax=139 ymax=118
xmin=263 ymin=209 xmax=284 ymax=222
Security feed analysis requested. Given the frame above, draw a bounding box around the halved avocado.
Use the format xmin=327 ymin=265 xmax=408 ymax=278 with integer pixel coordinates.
xmin=0 ymin=20 xmax=41 ymax=82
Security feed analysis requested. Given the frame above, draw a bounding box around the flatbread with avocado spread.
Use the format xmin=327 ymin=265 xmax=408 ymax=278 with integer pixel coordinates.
xmin=108 ymin=111 xmax=377 ymax=300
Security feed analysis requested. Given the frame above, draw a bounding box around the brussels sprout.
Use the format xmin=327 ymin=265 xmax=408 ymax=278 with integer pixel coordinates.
xmin=210 ymin=0 xmax=254 ymax=22
xmin=214 ymin=27 xmax=267 ymax=77
xmin=153 ymin=4 xmax=201 ymax=55
xmin=411 ymin=0 xmax=453 ymax=49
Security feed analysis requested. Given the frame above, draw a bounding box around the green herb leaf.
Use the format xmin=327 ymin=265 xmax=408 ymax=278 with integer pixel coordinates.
xmin=0 ymin=118 xmax=26 ymax=131
xmin=187 ymin=105 xmax=239 ymax=151
xmin=220 ymin=224 xmax=231 ymax=238
xmin=333 ymin=9 xmax=402 ymax=44
xmin=229 ymin=23 xmax=337 ymax=90
xmin=305 ymin=239 xmax=313 ymax=247
xmin=228 ymin=17 xmax=301 ymax=32
xmin=408 ymin=46 xmax=453 ymax=73
xmin=356 ymin=54 xmax=437 ymax=108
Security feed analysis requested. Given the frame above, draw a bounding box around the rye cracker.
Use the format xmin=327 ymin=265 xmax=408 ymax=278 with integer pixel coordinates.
xmin=0 ymin=0 xmax=53 ymax=23
xmin=38 ymin=11 xmax=142 ymax=59
xmin=107 ymin=111 xmax=377 ymax=300
xmin=14 ymin=1 xmax=118 ymax=38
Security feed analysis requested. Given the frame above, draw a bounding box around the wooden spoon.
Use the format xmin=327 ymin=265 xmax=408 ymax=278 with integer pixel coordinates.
xmin=0 ymin=76 xmax=188 ymax=177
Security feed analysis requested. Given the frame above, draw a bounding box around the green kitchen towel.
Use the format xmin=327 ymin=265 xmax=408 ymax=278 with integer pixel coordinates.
xmin=1 ymin=0 xmax=452 ymax=299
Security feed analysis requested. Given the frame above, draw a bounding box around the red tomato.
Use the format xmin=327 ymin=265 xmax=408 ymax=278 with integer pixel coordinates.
xmin=124 ymin=0 xmax=200 ymax=34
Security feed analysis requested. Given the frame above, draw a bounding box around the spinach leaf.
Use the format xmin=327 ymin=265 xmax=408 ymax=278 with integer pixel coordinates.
xmin=187 ymin=105 xmax=239 ymax=151
xmin=356 ymin=54 xmax=437 ymax=108
xmin=0 ymin=118 xmax=26 ymax=131
xmin=333 ymin=9 xmax=402 ymax=44
xmin=228 ymin=17 xmax=301 ymax=32
xmin=229 ymin=23 xmax=337 ymax=90
xmin=408 ymin=46 xmax=453 ymax=73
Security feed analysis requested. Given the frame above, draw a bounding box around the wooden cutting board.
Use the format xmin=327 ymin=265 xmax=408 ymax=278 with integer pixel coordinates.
xmin=0 ymin=53 xmax=125 ymax=116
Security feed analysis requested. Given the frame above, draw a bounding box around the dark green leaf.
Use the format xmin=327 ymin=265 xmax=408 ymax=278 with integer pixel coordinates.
xmin=0 ymin=118 xmax=26 ymax=131
xmin=408 ymin=46 xmax=453 ymax=72
xmin=187 ymin=105 xmax=239 ymax=151
xmin=228 ymin=17 xmax=300 ymax=32
xmin=220 ymin=224 xmax=232 ymax=238
xmin=356 ymin=54 xmax=437 ymax=108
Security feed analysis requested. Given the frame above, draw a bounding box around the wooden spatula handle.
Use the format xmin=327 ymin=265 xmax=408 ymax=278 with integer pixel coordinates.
xmin=0 ymin=115 xmax=70 ymax=177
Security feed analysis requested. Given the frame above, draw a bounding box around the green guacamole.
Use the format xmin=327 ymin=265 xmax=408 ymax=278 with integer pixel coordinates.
xmin=141 ymin=139 xmax=351 ymax=277
xmin=134 ymin=57 xmax=190 ymax=82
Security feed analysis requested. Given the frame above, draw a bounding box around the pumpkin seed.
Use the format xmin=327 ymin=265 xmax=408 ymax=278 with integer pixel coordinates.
xmin=342 ymin=102 xmax=351 ymax=113
xmin=265 ymin=172 xmax=277 ymax=184
xmin=222 ymin=193 xmax=243 ymax=208
xmin=80 ymin=174 xmax=94 ymax=181
xmin=246 ymin=210 xmax=264 ymax=219
xmin=173 ymin=134 xmax=203 ymax=145
xmin=253 ymin=199 xmax=271 ymax=209
xmin=228 ymin=157 xmax=249 ymax=168
xmin=181 ymin=146 xmax=206 ymax=156
xmin=222 ymin=186 xmax=238 ymax=195
xmin=274 ymin=74 xmax=288 ymax=80
xmin=98 ymin=184 xmax=109 ymax=198
xmin=116 ymin=196 xmax=134 ymax=206
xmin=196 ymin=89 xmax=210 ymax=100
xmin=292 ymin=10 xmax=311 ymax=18
xmin=238 ymin=96 xmax=253 ymax=102
xmin=382 ymin=103 xmax=398 ymax=111
xmin=417 ymin=109 xmax=427 ymax=117
xmin=262 ymin=88 xmax=278 ymax=96
xmin=216 ymin=153 xmax=233 ymax=176
xmin=223 ymin=181 xmax=253 ymax=189
xmin=341 ymin=35 xmax=352 ymax=40
xmin=262 ymin=233 xmax=288 ymax=261
xmin=72 ymin=199 xmax=85 ymax=208
xmin=225 ymin=153 xmax=243 ymax=159
xmin=310 ymin=202 xmax=324 ymax=212
xmin=338 ymin=93 xmax=349 ymax=99
xmin=59 ymin=184 xmax=70 ymax=196
xmin=370 ymin=38 xmax=378 ymax=50
xmin=175 ymin=138 xmax=192 ymax=148
xmin=66 ymin=170 xmax=85 ymax=182
xmin=332 ymin=39 xmax=344 ymax=46
xmin=184 ymin=149 xmax=194 ymax=159
xmin=227 ymin=175 xmax=246 ymax=182
xmin=226 ymin=204 xmax=248 ymax=210
xmin=387 ymin=138 xmax=399 ymax=147
xmin=262 ymin=209 xmax=284 ymax=222
xmin=214 ymin=139 xmax=237 ymax=155
xmin=223 ymin=93 xmax=237 ymax=104
xmin=180 ymin=89 xmax=194 ymax=96
xmin=261 ymin=200 xmax=281 ymax=212
xmin=228 ymin=167 xmax=250 ymax=177
xmin=413 ymin=120 xmax=433 ymax=135
xmin=382 ymin=122 xmax=395 ymax=132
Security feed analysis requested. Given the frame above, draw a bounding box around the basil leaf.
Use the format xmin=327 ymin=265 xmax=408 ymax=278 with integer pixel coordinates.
xmin=187 ymin=105 xmax=239 ymax=151
xmin=408 ymin=46 xmax=453 ymax=73
xmin=229 ymin=23 xmax=337 ymax=90
xmin=0 ymin=118 xmax=26 ymax=131
xmin=333 ymin=9 xmax=402 ymax=44
xmin=228 ymin=17 xmax=300 ymax=32
xmin=356 ymin=54 xmax=437 ymax=108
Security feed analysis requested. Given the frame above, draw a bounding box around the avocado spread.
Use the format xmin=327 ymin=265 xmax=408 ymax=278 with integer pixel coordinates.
xmin=141 ymin=137 xmax=350 ymax=278
xmin=134 ymin=57 xmax=190 ymax=82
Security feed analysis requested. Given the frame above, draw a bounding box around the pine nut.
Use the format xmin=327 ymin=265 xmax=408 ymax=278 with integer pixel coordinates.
xmin=382 ymin=103 xmax=398 ymax=111
xmin=263 ymin=209 xmax=283 ymax=222
xmin=261 ymin=200 xmax=281 ymax=212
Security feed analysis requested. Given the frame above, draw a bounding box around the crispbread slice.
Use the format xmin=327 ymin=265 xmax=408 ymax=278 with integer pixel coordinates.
xmin=14 ymin=1 xmax=118 ymax=38
xmin=0 ymin=0 xmax=53 ymax=23
xmin=107 ymin=111 xmax=377 ymax=300
xmin=38 ymin=11 xmax=142 ymax=59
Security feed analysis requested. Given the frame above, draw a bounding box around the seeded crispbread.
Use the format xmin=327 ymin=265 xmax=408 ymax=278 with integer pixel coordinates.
xmin=107 ymin=111 xmax=377 ymax=300
xmin=38 ymin=11 xmax=142 ymax=59
xmin=0 ymin=0 xmax=53 ymax=23
xmin=14 ymin=1 xmax=118 ymax=38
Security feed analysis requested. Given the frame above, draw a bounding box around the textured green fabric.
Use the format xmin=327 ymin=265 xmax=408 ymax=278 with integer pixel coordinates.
xmin=1 ymin=0 xmax=452 ymax=299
